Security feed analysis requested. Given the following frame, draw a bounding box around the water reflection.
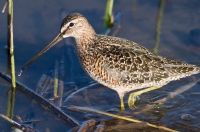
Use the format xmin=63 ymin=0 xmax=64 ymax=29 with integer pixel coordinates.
xmin=0 ymin=0 xmax=200 ymax=131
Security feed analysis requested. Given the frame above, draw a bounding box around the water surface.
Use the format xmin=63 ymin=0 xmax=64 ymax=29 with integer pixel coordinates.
xmin=0 ymin=0 xmax=200 ymax=131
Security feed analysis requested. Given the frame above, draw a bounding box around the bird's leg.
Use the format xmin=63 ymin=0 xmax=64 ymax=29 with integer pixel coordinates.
xmin=118 ymin=93 xmax=125 ymax=112
xmin=120 ymin=98 xmax=125 ymax=112
xmin=128 ymin=85 xmax=163 ymax=109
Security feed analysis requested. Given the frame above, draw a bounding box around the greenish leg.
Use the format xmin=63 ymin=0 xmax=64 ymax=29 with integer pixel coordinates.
xmin=128 ymin=85 xmax=163 ymax=109
xmin=120 ymin=98 xmax=125 ymax=112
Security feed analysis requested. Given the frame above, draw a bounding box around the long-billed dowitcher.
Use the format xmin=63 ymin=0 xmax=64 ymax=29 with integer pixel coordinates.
xmin=19 ymin=13 xmax=200 ymax=111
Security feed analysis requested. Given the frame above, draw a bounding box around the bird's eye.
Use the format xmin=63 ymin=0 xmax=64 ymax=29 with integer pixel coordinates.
xmin=69 ymin=22 xmax=74 ymax=27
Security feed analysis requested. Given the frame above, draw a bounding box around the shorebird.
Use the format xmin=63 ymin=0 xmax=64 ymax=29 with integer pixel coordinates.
xmin=19 ymin=13 xmax=200 ymax=111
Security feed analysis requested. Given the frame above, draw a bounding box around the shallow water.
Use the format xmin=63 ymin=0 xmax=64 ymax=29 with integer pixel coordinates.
xmin=0 ymin=0 xmax=200 ymax=131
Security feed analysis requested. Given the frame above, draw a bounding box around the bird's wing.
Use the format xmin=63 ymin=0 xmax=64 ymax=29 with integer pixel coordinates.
xmin=96 ymin=35 xmax=199 ymax=85
xmin=162 ymin=58 xmax=199 ymax=76
xmin=96 ymin=36 xmax=169 ymax=84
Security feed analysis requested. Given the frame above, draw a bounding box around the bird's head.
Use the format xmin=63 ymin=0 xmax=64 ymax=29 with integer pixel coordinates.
xmin=60 ymin=13 xmax=95 ymax=39
xmin=19 ymin=13 xmax=95 ymax=75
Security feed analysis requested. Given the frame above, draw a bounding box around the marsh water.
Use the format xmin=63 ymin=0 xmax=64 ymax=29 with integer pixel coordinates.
xmin=0 ymin=0 xmax=200 ymax=131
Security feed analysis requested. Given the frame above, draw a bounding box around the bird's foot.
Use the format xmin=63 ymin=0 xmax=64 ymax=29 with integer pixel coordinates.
xmin=128 ymin=92 xmax=139 ymax=109
xmin=128 ymin=86 xmax=163 ymax=109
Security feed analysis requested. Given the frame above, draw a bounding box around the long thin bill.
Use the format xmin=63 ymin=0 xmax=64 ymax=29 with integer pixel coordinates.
xmin=18 ymin=33 xmax=63 ymax=76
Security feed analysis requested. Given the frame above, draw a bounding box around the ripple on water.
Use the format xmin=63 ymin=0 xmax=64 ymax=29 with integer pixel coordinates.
xmin=161 ymin=92 xmax=200 ymax=130
xmin=135 ymin=90 xmax=188 ymax=111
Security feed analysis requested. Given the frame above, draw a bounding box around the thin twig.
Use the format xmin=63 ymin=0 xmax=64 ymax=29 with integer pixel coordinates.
xmin=8 ymin=0 xmax=16 ymax=90
xmin=2 ymin=2 xmax=7 ymax=13
xmin=104 ymin=0 xmax=114 ymax=28
xmin=152 ymin=0 xmax=166 ymax=54
xmin=0 ymin=114 xmax=21 ymax=126
xmin=68 ymin=106 xmax=179 ymax=132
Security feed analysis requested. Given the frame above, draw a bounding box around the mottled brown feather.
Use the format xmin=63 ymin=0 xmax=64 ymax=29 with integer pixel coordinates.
xmin=61 ymin=13 xmax=200 ymax=98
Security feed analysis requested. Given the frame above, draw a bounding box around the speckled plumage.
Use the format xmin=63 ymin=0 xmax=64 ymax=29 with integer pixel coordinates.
xmin=20 ymin=13 xmax=200 ymax=110
xmin=60 ymin=13 xmax=200 ymax=100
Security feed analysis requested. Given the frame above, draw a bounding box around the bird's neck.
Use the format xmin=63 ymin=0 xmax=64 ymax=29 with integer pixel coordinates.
xmin=75 ymin=29 xmax=96 ymax=52
xmin=74 ymin=30 xmax=97 ymax=73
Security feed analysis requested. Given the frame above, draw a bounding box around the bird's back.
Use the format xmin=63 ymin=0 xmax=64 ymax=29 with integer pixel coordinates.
xmin=77 ymin=34 xmax=200 ymax=92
